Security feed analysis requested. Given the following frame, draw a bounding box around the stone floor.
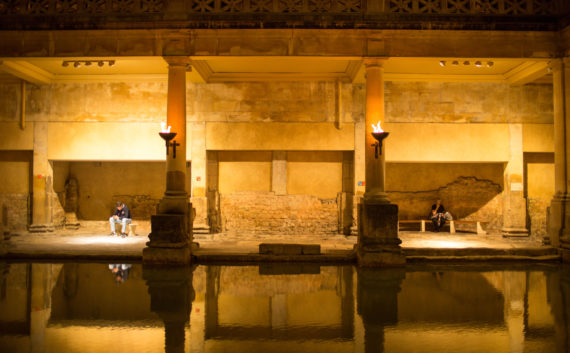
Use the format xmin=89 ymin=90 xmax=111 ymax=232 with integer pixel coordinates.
xmin=0 ymin=220 xmax=559 ymax=262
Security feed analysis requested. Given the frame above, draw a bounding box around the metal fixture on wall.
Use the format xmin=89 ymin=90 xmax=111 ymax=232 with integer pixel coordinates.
xmin=159 ymin=123 xmax=179 ymax=159
xmin=62 ymin=60 xmax=116 ymax=68
xmin=371 ymin=122 xmax=389 ymax=159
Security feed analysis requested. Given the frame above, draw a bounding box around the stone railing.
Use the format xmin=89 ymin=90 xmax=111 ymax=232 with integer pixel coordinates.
xmin=0 ymin=0 xmax=567 ymax=29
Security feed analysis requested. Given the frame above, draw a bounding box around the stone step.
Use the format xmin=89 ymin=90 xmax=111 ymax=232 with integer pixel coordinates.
xmin=259 ymin=243 xmax=321 ymax=255
xmin=404 ymin=246 xmax=559 ymax=258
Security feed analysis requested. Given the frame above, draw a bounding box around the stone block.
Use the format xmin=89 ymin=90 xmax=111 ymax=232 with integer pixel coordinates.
xmin=358 ymin=202 xmax=399 ymax=244
xmin=259 ymin=243 xmax=320 ymax=256
xmin=357 ymin=202 xmax=404 ymax=266
xmin=148 ymin=213 xmax=190 ymax=248
xmin=142 ymin=246 xmax=191 ymax=265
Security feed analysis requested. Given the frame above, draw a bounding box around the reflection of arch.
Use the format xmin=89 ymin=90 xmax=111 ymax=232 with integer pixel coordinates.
xmin=204 ymin=264 xmax=354 ymax=341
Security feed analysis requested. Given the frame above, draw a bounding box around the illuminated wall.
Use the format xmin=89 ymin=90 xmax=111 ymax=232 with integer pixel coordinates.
xmin=0 ymin=79 xmax=555 ymax=233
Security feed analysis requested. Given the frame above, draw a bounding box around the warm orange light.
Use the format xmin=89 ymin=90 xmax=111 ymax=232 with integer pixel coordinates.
xmin=371 ymin=121 xmax=383 ymax=133
xmin=160 ymin=122 xmax=171 ymax=133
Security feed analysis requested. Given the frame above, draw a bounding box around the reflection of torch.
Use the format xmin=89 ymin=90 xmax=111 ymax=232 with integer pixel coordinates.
xmin=371 ymin=122 xmax=389 ymax=159
xmin=158 ymin=122 xmax=178 ymax=158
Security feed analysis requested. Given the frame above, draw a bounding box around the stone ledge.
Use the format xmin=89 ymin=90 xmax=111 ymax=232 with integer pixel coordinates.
xmin=259 ymin=243 xmax=321 ymax=255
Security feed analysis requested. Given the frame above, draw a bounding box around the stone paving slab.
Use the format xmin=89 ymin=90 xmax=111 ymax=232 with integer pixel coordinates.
xmin=0 ymin=221 xmax=560 ymax=262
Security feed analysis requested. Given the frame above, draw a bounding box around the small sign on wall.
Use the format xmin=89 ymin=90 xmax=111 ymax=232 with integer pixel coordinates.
xmin=358 ymin=181 xmax=365 ymax=186
xmin=510 ymin=182 xmax=523 ymax=191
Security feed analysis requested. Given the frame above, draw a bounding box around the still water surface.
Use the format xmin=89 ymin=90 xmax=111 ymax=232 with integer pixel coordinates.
xmin=0 ymin=262 xmax=568 ymax=353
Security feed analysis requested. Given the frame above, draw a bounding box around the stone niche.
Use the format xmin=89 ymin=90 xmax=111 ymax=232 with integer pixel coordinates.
xmin=387 ymin=162 xmax=504 ymax=230
xmin=52 ymin=161 xmax=190 ymax=221
xmin=210 ymin=150 xmax=350 ymax=235
xmin=221 ymin=192 xmax=338 ymax=234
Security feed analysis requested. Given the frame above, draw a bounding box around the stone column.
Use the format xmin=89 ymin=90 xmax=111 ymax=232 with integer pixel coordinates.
xmin=29 ymin=122 xmax=54 ymax=232
xmin=548 ymin=58 xmax=570 ymax=260
xmin=144 ymin=57 xmax=193 ymax=264
xmin=363 ymin=58 xmax=388 ymax=203
xmin=357 ymin=58 xmax=404 ymax=267
xmin=161 ymin=57 xmax=188 ymax=211
xmin=190 ymin=121 xmax=209 ymax=232
xmin=502 ymin=124 xmax=529 ymax=237
xmin=271 ymin=151 xmax=287 ymax=195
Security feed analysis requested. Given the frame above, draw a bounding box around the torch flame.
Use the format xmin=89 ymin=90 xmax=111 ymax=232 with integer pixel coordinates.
xmin=371 ymin=121 xmax=383 ymax=133
xmin=160 ymin=122 xmax=171 ymax=133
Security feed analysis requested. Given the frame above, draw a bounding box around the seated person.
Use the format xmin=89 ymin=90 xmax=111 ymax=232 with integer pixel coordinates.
xmin=109 ymin=201 xmax=132 ymax=237
xmin=429 ymin=199 xmax=446 ymax=232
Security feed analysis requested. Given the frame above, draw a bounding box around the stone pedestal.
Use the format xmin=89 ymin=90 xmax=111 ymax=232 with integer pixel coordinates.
xmin=357 ymin=202 xmax=405 ymax=266
xmin=144 ymin=209 xmax=193 ymax=264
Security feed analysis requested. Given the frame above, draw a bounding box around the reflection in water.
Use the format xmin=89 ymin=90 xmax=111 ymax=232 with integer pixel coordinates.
xmin=109 ymin=264 xmax=132 ymax=284
xmin=0 ymin=262 xmax=568 ymax=353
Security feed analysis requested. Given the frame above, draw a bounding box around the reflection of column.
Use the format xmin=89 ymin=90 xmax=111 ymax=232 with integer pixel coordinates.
xmin=363 ymin=58 xmax=387 ymax=202
xmin=502 ymin=125 xmax=529 ymax=237
xmin=29 ymin=122 xmax=54 ymax=232
xmin=503 ymin=271 xmax=527 ymax=353
xmin=548 ymin=58 xmax=570 ymax=259
xmin=357 ymin=268 xmax=405 ymax=353
xmin=143 ymin=265 xmax=195 ymax=353
xmin=546 ymin=268 xmax=570 ymax=353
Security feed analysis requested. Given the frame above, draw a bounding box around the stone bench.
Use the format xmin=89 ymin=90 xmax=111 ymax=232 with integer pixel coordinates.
xmin=126 ymin=222 xmax=137 ymax=236
xmin=398 ymin=220 xmax=487 ymax=235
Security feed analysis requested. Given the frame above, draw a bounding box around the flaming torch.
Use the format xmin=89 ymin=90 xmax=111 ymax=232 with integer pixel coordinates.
xmin=158 ymin=122 xmax=178 ymax=158
xmin=371 ymin=122 xmax=389 ymax=159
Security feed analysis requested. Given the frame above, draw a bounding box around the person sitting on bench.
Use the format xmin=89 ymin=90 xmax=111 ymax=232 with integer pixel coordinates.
xmin=429 ymin=199 xmax=446 ymax=232
xmin=109 ymin=201 xmax=132 ymax=237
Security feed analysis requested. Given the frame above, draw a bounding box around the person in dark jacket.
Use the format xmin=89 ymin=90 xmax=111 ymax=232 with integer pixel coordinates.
xmin=429 ymin=199 xmax=446 ymax=232
xmin=109 ymin=201 xmax=132 ymax=237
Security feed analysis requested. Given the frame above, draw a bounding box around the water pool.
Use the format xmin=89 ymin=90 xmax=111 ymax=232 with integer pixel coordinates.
xmin=0 ymin=262 xmax=568 ymax=353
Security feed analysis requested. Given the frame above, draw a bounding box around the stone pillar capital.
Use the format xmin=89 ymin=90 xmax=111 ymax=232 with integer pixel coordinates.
xmin=163 ymin=56 xmax=192 ymax=70
xmin=363 ymin=58 xmax=387 ymax=69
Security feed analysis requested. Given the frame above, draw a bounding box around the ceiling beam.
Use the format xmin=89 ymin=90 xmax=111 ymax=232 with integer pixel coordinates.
xmin=0 ymin=60 xmax=53 ymax=84
xmin=504 ymin=61 xmax=550 ymax=86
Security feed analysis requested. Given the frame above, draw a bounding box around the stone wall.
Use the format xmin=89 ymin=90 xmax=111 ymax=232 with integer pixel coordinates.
xmin=0 ymin=194 xmax=29 ymax=231
xmin=220 ymin=192 xmax=338 ymax=234
xmin=390 ymin=176 xmax=503 ymax=231
xmin=385 ymin=82 xmax=553 ymax=124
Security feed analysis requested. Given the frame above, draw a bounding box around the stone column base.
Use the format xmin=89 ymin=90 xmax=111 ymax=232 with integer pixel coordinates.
xmin=28 ymin=224 xmax=54 ymax=233
xmin=547 ymin=193 xmax=570 ymax=248
xmin=144 ymin=204 xmax=194 ymax=264
xmin=357 ymin=202 xmax=405 ymax=267
xmin=502 ymin=227 xmax=529 ymax=238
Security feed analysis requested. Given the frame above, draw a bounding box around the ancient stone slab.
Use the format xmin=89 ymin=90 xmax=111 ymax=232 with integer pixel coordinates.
xmin=259 ymin=243 xmax=321 ymax=256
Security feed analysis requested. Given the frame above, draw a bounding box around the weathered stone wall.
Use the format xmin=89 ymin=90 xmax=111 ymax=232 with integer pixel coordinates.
xmin=220 ymin=192 xmax=338 ymax=234
xmin=390 ymin=176 xmax=503 ymax=231
xmin=53 ymin=161 xmax=168 ymax=221
xmin=0 ymin=80 xmax=555 ymax=234
xmin=0 ymin=194 xmax=29 ymax=231
xmin=385 ymin=82 xmax=553 ymax=124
